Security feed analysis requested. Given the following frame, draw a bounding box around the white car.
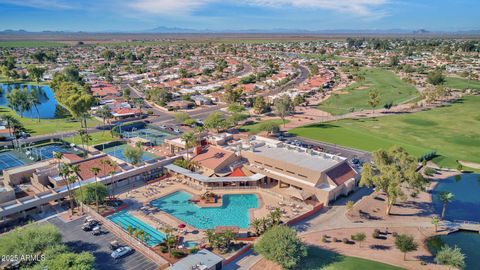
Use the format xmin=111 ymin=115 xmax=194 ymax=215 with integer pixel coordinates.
xmin=111 ymin=246 xmax=133 ymax=259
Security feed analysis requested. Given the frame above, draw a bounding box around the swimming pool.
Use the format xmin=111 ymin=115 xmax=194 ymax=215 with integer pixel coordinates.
xmin=432 ymin=173 xmax=480 ymax=222
xmin=102 ymin=144 xmax=159 ymax=163
xmin=108 ymin=211 xmax=165 ymax=247
xmin=428 ymin=231 xmax=480 ymax=270
xmin=150 ymin=191 xmax=258 ymax=229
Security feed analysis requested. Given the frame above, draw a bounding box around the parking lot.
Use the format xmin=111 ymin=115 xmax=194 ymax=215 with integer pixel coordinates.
xmin=48 ymin=216 xmax=159 ymax=270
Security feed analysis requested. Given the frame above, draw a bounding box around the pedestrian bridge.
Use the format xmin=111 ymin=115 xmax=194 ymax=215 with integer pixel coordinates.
xmin=448 ymin=220 xmax=480 ymax=233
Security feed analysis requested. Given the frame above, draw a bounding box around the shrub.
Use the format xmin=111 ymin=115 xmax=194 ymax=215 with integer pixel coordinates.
xmin=333 ymin=237 xmax=338 ymax=242
xmin=172 ymin=250 xmax=186 ymax=258
xmin=321 ymin=235 xmax=328 ymax=243
xmin=372 ymin=231 xmax=380 ymax=239
xmin=159 ymin=245 xmax=168 ymax=253
xmin=189 ymin=248 xmax=198 ymax=254
xmin=392 ymin=232 xmax=398 ymax=237
xmin=342 ymin=238 xmax=349 ymax=244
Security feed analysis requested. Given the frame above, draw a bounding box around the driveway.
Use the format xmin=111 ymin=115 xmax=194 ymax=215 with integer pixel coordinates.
xmin=47 ymin=217 xmax=158 ymax=270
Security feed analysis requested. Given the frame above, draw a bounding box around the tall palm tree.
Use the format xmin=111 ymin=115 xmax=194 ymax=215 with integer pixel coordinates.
xmin=70 ymin=164 xmax=84 ymax=213
xmin=181 ymin=131 xmax=197 ymax=161
xmin=1 ymin=115 xmax=17 ymax=148
xmin=90 ymin=167 xmax=101 ymax=212
xmin=27 ymin=87 xmax=42 ymax=123
xmin=438 ymin=191 xmax=454 ymax=220
xmin=53 ymin=152 xmax=63 ymax=170
xmin=59 ymin=164 xmax=75 ymax=215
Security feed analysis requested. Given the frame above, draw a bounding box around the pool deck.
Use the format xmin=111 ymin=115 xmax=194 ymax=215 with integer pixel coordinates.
xmin=116 ymin=175 xmax=311 ymax=243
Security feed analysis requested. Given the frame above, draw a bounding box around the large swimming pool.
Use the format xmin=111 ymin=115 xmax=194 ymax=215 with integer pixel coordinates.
xmin=432 ymin=173 xmax=480 ymax=222
xmin=150 ymin=191 xmax=258 ymax=229
xmin=108 ymin=210 xmax=165 ymax=247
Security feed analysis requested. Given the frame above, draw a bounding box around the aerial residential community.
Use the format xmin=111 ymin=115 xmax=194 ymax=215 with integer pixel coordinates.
xmin=0 ymin=1 xmax=479 ymax=270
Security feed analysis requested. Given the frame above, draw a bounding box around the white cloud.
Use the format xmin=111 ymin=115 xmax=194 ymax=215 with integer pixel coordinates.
xmin=246 ymin=0 xmax=388 ymax=17
xmin=127 ymin=0 xmax=214 ymax=15
xmin=0 ymin=0 xmax=389 ymax=18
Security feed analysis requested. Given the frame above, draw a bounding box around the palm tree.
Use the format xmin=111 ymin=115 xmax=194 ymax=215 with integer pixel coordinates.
xmin=90 ymin=167 xmax=101 ymax=212
xmin=251 ymin=218 xmax=263 ymax=236
xmin=438 ymin=191 xmax=454 ymax=220
xmin=27 ymin=87 xmax=42 ymax=123
xmin=269 ymin=208 xmax=282 ymax=225
xmin=53 ymin=152 xmax=63 ymax=170
xmin=100 ymin=159 xmax=115 ymax=199
xmin=77 ymin=129 xmax=91 ymax=158
xmin=70 ymin=164 xmax=84 ymax=213
xmin=59 ymin=164 xmax=75 ymax=215
xmin=181 ymin=131 xmax=197 ymax=161
xmin=1 ymin=115 xmax=18 ymax=147
xmin=165 ymin=234 xmax=177 ymax=255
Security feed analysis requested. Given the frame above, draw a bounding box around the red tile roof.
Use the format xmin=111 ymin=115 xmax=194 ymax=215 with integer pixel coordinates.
xmin=326 ymin=162 xmax=357 ymax=186
xmin=75 ymin=156 xmax=120 ymax=180
xmin=229 ymin=167 xmax=246 ymax=177
xmin=191 ymin=146 xmax=236 ymax=171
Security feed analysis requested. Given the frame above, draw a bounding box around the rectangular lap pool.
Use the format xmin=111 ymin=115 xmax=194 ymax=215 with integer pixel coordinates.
xmin=108 ymin=211 xmax=165 ymax=247
xmin=150 ymin=191 xmax=258 ymax=229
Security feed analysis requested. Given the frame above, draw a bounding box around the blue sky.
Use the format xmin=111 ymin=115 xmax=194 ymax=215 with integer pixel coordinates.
xmin=0 ymin=0 xmax=478 ymax=32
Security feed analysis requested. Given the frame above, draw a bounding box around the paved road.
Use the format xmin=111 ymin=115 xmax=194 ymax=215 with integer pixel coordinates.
xmin=47 ymin=216 xmax=158 ymax=270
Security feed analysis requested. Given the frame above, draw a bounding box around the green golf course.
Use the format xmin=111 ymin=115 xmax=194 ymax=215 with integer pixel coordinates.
xmin=319 ymin=68 xmax=420 ymax=115
xmin=291 ymin=95 xmax=480 ymax=169
xmin=445 ymin=77 xmax=480 ymax=90
xmin=297 ymin=246 xmax=404 ymax=270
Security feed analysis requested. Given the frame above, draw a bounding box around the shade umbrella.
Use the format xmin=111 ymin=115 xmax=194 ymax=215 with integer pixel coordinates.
xmin=178 ymin=223 xmax=186 ymax=229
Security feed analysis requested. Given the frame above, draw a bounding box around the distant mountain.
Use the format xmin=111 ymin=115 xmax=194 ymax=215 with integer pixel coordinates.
xmin=1 ymin=27 xmax=480 ymax=36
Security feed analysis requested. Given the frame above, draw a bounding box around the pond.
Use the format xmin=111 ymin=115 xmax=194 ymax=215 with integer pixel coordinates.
xmin=428 ymin=231 xmax=480 ymax=270
xmin=0 ymin=84 xmax=60 ymax=119
xmin=432 ymin=173 xmax=480 ymax=222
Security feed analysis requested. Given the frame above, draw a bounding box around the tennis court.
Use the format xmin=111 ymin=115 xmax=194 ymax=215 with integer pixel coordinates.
xmin=29 ymin=144 xmax=74 ymax=160
xmin=120 ymin=128 xmax=171 ymax=145
xmin=0 ymin=152 xmax=25 ymax=171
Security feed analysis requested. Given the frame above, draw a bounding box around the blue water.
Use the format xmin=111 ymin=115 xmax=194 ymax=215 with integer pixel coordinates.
xmin=102 ymin=144 xmax=159 ymax=162
xmin=183 ymin=240 xmax=198 ymax=248
xmin=151 ymin=191 xmax=258 ymax=229
xmin=0 ymin=84 xmax=59 ymax=119
xmin=108 ymin=211 xmax=165 ymax=247
xmin=429 ymin=231 xmax=480 ymax=270
xmin=432 ymin=174 xmax=480 ymax=222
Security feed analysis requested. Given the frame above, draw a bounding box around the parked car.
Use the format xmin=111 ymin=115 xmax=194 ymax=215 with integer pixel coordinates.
xmin=111 ymin=246 xmax=133 ymax=259
xmin=82 ymin=223 xmax=94 ymax=231
xmin=110 ymin=240 xmax=121 ymax=250
xmin=92 ymin=226 xmax=102 ymax=235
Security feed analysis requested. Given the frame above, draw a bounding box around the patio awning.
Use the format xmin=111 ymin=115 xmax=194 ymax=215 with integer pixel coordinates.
xmin=286 ymin=186 xmax=314 ymax=201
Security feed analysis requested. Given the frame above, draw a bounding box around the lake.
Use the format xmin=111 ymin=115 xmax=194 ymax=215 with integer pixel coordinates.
xmin=0 ymin=84 xmax=60 ymax=119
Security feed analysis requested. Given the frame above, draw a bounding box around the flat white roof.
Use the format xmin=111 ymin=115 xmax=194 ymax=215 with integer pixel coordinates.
xmin=250 ymin=143 xmax=341 ymax=173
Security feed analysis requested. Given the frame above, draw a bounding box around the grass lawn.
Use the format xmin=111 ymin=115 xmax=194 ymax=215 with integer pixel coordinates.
xmin=298 ymin=246 xmax=404 ymax=270
xmin=238 ymin=119 xmax=288 ymax=134
xmin=319 ymin=68 xmax=420 ymax=115
xmin=445 ymin=77 xmax=480 ymax=90
xmin=0 ymin=106 xmax=101 ymax=136
xmin=0 ymin=41 xmax=68 ymax=48
xmin=299 ymin=53 xmax=350 ymax=61
xmin=64 ymin=131 xmax=118 ymax=146
xmin=290 ymin=95 xmax=480 ymax=169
